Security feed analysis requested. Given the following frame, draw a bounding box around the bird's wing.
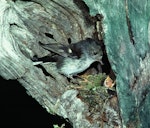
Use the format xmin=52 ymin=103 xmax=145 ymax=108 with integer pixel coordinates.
xmin=39 ymin=42 xmax=69 ymax=58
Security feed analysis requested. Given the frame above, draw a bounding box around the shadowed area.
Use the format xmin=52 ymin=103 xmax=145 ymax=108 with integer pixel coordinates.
xmin=0 ymin=77 xmax=72 ymax=128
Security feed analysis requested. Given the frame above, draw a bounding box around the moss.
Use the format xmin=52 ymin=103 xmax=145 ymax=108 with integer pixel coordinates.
xmin=79 ymin=73 xmax=107 ymax=90
xmin=77 ymin=73 xmax=117 ymax=122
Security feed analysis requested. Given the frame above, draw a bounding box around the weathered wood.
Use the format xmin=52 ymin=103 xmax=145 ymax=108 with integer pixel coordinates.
xmin=0 ymin=0 xmax=109 ymax=128
xmin=2 ymin=0 xmax=150 ymax=128
xmin=84 ymin=0 xmax=150 ymax=127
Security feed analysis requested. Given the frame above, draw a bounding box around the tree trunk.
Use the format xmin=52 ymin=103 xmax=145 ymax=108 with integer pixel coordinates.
xmin=0 ymin=0 xmax=150 ymax=128
xmin=84 ymin=0 xmax=150 ymax=127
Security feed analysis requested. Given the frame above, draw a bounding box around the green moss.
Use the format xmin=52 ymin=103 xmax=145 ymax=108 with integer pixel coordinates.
xmin=78 ymin=73 xmax=117 ymax=116
xmin=79 ymin=73 xmax=106 ymax=90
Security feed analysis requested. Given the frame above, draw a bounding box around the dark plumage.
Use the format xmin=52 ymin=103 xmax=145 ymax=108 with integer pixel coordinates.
xmin=39 ymin=38 xmax=103 ymax=77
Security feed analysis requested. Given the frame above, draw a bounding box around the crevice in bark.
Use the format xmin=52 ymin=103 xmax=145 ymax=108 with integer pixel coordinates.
xmin=45 ymin=33 xmax=55 ymax=40
xmin=35 ymin=64 xmax=55 ymax=78
xmin=0 ymin=0 xmax=121 ymax=127
xmin=73 ymin=0 xmax=93 ymax=26
xmin=67 ymin=38 xmax=72 ymax=44
xmin=125 ymin=0 xmax=135 ymax=45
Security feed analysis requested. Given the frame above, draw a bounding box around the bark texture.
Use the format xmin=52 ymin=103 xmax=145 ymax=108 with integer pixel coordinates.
xmin=0 ymin=0 xmax=150 ymax=128
xmin=0 ymin=0 xmax=105 ymax=128
xmin=84 ymin=0 xmax=150 ymax=127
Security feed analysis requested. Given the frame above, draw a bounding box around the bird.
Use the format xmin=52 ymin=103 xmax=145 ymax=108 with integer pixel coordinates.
xmin=38 ymin=38 xmax=103 ymax=78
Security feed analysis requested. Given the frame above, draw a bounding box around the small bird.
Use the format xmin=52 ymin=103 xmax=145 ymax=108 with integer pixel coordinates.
xmin=38 ymin=38 xmax=103 ymax=78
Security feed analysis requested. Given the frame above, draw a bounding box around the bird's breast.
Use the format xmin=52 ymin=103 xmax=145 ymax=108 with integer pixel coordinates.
xmin=58 ymin=57 xmax=95 ymax=76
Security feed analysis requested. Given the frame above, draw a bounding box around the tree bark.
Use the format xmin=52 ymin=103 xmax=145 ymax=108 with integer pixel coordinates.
xmin=0 ymin=0 xmax=106 ymax=128
xmin=0 ymin=0 xmax=150 ymax=128
xmin=84 ymin=0 xmax=150 ymax=127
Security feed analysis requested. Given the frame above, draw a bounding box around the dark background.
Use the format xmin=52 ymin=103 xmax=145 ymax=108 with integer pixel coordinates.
xmin=0 ymin=76 xmax=72 ymax=128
